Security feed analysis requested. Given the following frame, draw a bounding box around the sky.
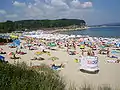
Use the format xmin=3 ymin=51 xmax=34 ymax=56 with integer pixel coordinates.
xmin=0 ymin=0 xmax=120 ymax=25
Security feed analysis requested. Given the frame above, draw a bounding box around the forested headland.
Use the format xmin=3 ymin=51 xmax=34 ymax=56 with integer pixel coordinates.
xmin=0 ymin=19 xmax=86 ymax=33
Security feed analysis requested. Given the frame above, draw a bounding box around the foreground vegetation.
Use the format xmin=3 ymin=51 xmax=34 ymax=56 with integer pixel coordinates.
xmin=0 ymin=62 xmax=65 ymax=90
xmin=0 ymin=62 xmax=117 ymax=90
xmin=0 ymin=19 xmax=86 ymax=33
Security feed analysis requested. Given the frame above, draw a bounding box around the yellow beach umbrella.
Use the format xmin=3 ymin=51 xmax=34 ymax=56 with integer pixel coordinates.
xmin=10 ymin=35 xmax=18 ymax=39
xmin=80 ymin=45 xmax=85 ymax=49
xmin=48 ymin=56 xmax=59 ymax=61
xmin=74 ymin=58 xmax=79 ymax=63
xmin=35 ymin=51 xmax=43 ymax=55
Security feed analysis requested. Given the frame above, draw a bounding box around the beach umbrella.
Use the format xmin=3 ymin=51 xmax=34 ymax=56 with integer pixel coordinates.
xmin=58 ymin=41 xmax=62 ymax=45
xmin=80 ymin=45 xmax=85 ymax=49
xmin=0 ymin=48 xmax=3 ymax=52
xmin=40 ymin=45 xmax=45 ymax=50
xmin=0 ymin=55 xmax=5 ymax=61
xmin=48 ymin=57 xmax=59 ymax=61
xmin=74 ymin=58 xmax=79 ymax=63
xmin=100 ymin=45 xmax=105 ymax=49
xmin=27 ymin=44 xmax=32 ymax=47
xmin=88 ymin=42 xmax=92 ymax=46
xmin=80 ymin=41 xmax=84 ymax=45
xmin=30 ymin=46 xmax=37 ymax=50
xmin=79 ymin=38 xmax=84 ymax=42
xmin=10 ymin=35 xmax=18 ymax=39
xmin=13 ymin=39 xmax=21 ymax=46
xmin=35 ymin=51 xmax=43 ymax=55
xmin=48 ymin=42 xmax=56 ymax=47
xmin=8 ymin=52 xmax=15 ymax=56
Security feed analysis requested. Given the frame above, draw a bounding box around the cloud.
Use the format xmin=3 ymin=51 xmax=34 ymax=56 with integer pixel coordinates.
xmin=0 ymin=10 xmax=7 ymax=14
xmin=6 ymin=0 xmax=93 ymax=21
xmin=82 ymin=2 xmax=93 ymax=8
xmin=70 ymin=0 xmax=92 ymax=9
xmin=70 ymin=0 xmax=81 ymax=8
xmin=51 ymin=0 xmax=69 ymax=9
xmin=6 ymin=14 xmax=18 ymax=18
xmin=13 ymin=1 xmax=26 ymax=7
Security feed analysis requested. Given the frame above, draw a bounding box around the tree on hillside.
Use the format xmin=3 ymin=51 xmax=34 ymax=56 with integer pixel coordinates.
xmin=0 ymin=19 xmax=86 ymax=33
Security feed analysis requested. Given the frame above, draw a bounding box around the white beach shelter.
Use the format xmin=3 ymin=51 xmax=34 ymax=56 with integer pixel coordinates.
xmin=116 ymin=42 xmax=120 ymax=47
xmin=40 ymin=45 xmax=46 ymax=51
xmin=80 ymin=56 xmax=99 ymax=72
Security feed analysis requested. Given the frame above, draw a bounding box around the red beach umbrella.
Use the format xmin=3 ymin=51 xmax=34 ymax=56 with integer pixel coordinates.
xmin=79 ymin=38 xmax=84 ymax=42
xmin=0 ymin=48 xmax=3 ymax=51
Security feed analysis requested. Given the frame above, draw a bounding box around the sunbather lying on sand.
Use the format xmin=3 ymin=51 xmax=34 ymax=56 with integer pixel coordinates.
xmin=0 ymin=52 xmax=6 ymax=54
xmin=107 ymin=60 xmax=120 ymax=63
xmin=109 ymin=56 xmax=118 ymax=59
xmin=50 ymin=63 xmax=65 ymax=68
xmin=17 ymin=51 xmax=27 ymax=55
xmin=10 ymin=57 xmax=21 ymax=59
xmin=31 ymin=57 xmax=45 ymax=61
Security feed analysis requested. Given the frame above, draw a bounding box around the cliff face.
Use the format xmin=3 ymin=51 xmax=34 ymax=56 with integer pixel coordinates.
xmin=0 ymin=19 xmax=86 ymax=33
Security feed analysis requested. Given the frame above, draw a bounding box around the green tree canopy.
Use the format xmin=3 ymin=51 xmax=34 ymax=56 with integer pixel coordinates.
xmin=0 ymin=19 xmax=86 ymax=33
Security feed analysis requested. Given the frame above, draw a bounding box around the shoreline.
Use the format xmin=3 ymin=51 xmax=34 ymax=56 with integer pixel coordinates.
xmin=1 ymin=26 xmax=120 ymax=39
xmin=48 ymin=27 xmax=88 ymax=34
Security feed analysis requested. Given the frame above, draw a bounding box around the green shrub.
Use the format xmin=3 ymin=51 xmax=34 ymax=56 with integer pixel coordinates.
xmin=0 ymin=62 xmax=65 ymax=90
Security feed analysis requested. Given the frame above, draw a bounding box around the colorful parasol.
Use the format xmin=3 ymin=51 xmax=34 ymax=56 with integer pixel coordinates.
xmin=35 ymin=51 xmax=43 ymax=55
xmin=8 ymin=52 xmax=15 ymax=56
xmin=48 ymin=42 xmax=56 ymax=47
xmin=0 ymin=48 xmax=3 ymax=52
xmin=48 ymin=56 xmax=59 ymax=61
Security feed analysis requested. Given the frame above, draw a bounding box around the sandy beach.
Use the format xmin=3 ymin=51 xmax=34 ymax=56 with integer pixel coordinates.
xmin=1 ymin=36 xmax=120 ymax=90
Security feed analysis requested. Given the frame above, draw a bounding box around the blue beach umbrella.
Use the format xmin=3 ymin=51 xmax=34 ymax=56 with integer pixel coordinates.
xmin=80 ymin=41 xmax=84 ymax=45
xmin=13 ymin=39 xmax=21 ymax=46
xmin=0 ymin=55 xmax=5 ymax=61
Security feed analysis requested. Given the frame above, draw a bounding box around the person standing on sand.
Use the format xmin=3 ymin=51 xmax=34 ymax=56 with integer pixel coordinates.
xmin=82 ymin=50 xmax=84 ymax=56
xmin=16 ymin=48 xmax=18 ymax=53
xmin=107 ymin=48 xmax=110 ymax=57
xmin=66 ymin=42 xmax=69 ymax=52
xmin=73 ymin=42 xmax=76 ymax=50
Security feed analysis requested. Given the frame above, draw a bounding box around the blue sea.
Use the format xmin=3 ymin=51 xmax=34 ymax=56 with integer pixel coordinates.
xmin=60 ymin=26 xmax=120 ymax=38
